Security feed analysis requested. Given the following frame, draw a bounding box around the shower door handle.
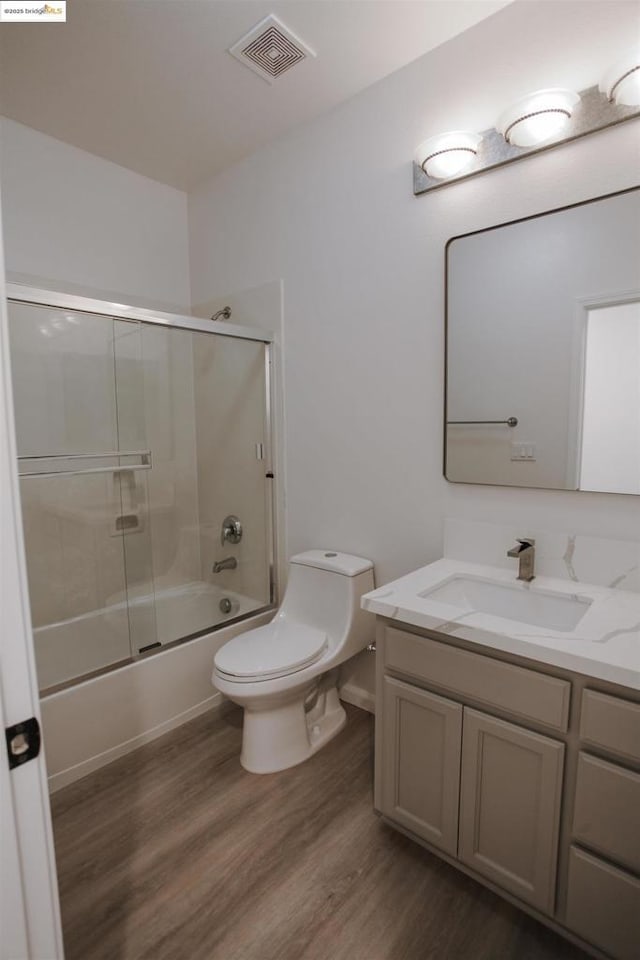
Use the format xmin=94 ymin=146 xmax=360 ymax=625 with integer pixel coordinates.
xmin=221 ymin=515 xmax=242 ymax=546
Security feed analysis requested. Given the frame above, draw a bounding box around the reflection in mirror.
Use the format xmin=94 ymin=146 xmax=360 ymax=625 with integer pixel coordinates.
xmin=580 ymin=301 xmax=640 ymax=494
xmin=445 ymin=188 xmax=640 ymax=495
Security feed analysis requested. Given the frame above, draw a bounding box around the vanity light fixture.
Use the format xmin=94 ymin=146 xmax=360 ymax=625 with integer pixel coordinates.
xmin=414 ymin=56 xmax=640 ymax=196
xmin=496 ymin=89 xmax=580 ymax=147
xmin=415 ymin=131 xmax=482 ymax=180
xmin=600 ymin=50 xmax=640 ymax=106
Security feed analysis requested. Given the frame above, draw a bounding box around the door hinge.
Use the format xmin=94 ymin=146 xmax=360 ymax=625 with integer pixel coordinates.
xmin=5 ymin=717 xmax=41 ymax=770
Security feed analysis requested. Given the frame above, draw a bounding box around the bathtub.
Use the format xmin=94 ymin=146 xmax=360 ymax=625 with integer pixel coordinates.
xmin=33 ymin=580 xmax=263 ymax=691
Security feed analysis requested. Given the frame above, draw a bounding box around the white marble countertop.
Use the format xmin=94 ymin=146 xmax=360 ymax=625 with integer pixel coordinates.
xmin=362 ymin=559 xmax=640 ymax=690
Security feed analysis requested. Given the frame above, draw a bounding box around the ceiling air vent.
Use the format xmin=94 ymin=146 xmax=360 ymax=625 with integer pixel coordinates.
xmin=229 ymin=14 xmax=315 ymax=84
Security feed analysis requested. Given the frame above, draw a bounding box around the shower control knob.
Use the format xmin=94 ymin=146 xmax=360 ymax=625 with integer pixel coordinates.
xmin=221 ymin=515 xmax=242 ymax=546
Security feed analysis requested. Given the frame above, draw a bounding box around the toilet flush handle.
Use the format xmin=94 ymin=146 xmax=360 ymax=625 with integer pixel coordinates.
xmin=221 ymin=515 xmax=242 ymax=546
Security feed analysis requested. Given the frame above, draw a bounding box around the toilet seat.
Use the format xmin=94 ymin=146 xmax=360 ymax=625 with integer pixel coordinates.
xmin=214 ymin=620 xmax=328 ymax=682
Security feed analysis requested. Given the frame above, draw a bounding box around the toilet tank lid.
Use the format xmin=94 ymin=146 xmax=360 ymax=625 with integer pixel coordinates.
xmin=290 ymin=550 xmax=373 ymax=577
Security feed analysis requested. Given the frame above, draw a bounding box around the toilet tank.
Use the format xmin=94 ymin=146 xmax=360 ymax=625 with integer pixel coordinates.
xmin=280 ymin=550 xmax=375 ymax=660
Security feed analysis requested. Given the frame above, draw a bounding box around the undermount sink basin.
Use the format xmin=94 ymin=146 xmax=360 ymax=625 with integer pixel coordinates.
xmin=419 ymin=576 xmax=591 ymax=632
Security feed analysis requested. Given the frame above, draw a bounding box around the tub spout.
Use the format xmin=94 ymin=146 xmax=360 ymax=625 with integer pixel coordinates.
xmin=212 ymin=557 xmax=237 ymax=574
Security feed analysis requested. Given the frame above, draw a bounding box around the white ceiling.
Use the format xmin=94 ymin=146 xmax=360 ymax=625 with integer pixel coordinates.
xmin=0 ymin=0 xmax=510 ymax=190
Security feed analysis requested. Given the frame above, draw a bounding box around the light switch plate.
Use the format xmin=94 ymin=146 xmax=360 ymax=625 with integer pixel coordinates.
xmin=510 ymin=442 xmax=537 ymax=461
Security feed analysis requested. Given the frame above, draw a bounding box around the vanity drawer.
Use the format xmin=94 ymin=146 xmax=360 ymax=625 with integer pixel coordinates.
xmin=580 ymin=690 xmax=640 ymax=766
xmin=572 ymin=752 xmax=640 ymax=873
xmin=565 ymin=846 xmax=640 ymax=960
xmin=383 ymin=627 xmax=570 ymax=732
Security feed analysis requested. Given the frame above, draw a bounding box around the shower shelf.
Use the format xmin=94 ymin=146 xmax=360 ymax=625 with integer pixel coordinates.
xmin=17 ymin=450 xmax=152 ymax=479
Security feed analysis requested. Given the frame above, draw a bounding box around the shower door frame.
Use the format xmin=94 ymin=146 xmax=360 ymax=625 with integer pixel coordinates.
xmin=7 ymin=283 xmax=280 ymax=685
xmin=7 ymin=284 xmax=275 ymax=343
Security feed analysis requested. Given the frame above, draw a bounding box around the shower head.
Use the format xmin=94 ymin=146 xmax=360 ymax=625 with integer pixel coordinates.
xmin=211 ymin=306 xmax=232 ymax=322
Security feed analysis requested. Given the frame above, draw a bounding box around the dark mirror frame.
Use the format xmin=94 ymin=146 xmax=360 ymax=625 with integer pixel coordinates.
xmin=444 ymin=184 xmax=640 ymax=494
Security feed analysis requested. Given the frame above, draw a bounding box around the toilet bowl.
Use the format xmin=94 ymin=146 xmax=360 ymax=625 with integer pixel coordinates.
xmin=212 ymin=550 xmax=375 ymax=773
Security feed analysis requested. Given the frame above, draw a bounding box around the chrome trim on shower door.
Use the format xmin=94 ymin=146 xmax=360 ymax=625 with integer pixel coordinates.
xmin=18 ymin=464 xmax=152 ymax=480
xmin=264 ymin=340 xmax=278 ymax=606
xmin=6 ymin=284 xmax=274 ymax=344
xmin=17 ymin=450 xmax=152 ymax=478
xmin=17 ymin=450 xmax=151 ymax=461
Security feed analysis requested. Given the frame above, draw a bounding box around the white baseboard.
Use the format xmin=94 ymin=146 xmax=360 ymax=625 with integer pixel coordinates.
xmin=48 ymin=692 xmax=223 ymax=792
xmin=339 ymin=682 xmax=375 ymax=714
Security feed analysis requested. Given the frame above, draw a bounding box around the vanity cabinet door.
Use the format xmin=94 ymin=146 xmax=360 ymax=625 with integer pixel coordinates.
xmin=458 ymin=709 xmax=564 ymax=914
xmin=380 ymin=677 xmax=462 ymax=856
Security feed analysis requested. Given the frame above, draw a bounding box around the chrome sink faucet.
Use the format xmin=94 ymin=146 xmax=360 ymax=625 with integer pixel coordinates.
xmin=507 ymin=538 xmax=536 ymax=581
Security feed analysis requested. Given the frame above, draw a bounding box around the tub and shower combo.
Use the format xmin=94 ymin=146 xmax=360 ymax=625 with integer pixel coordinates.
xmin=7 ymin=285 xmax=277 ymax=694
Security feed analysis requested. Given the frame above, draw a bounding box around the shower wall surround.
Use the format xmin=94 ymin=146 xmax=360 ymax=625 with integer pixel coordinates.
xmin=9 ymin=296 xmax=275 ymax=693
xmin=11 ymin=311 xmax=134 ymax=635
xmin=11 ymin=313 xmax=204 ymax=684
xmin=9 ymin=294 xmax=279 ymax=790
xmin=191 ymin=278 xmax=289 ymax=650
xmin=193 ymin=334 xmax=271 ymax=605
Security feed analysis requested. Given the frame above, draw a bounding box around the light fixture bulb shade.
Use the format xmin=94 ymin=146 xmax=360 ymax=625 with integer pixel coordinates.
xmin=497 ymin=89 xmax=580 ymax=147
xmin=600 ymin=51 xmax=640 ymax=105
xmin=415 ymin=131 xmax=482 ymax=180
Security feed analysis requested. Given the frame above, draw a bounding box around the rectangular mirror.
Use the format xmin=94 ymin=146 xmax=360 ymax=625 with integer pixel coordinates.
xmin=445 ymin=187 xmax=640 ymax=495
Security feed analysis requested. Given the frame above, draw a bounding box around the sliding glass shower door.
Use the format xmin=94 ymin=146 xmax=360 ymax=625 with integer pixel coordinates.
xmin=8 ymin=297 xmax=274 ymax=693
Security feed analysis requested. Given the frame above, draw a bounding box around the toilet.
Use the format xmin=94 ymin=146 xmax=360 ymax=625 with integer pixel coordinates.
xmin=212 ymin=550 xmax=375 ymax=774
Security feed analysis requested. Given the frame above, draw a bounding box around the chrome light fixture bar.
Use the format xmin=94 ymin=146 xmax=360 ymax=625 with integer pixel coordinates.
xmin=414 ymin=84 xmax=640 ymax=196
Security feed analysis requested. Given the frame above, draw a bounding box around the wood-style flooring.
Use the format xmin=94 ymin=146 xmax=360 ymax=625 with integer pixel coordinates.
xmin=51 ymin=704 xmax=588 ymax=960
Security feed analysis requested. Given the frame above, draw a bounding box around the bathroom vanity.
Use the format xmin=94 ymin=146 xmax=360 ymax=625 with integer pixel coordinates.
xmin=363 ymin=561 xmax=640 ymax=960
